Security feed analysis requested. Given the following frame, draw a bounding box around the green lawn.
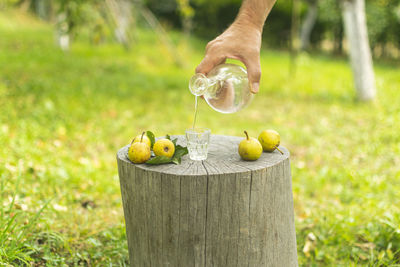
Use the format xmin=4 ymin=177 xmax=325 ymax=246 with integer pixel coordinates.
xmin=1 ymin=10 xmax=400 ymax=266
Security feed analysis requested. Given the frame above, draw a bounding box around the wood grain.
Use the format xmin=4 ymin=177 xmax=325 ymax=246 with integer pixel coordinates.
xmin=117 ymin=135 xmax=298 ymax=267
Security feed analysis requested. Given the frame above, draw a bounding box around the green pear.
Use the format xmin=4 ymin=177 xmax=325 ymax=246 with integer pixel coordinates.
xmin=238 ymin=131 xmax=263 ymax=161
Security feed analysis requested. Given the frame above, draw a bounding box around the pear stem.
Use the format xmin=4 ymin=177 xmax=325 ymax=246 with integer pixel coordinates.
xmin=275 ymin=145 xmax=284 ymax=155
xmin=140 ymin=132 xmax=145 ymax=142
xmin=244 ymin=131 xmax=249 ymax=140
xmin=130 ymin=137 xmax=136 ymax=146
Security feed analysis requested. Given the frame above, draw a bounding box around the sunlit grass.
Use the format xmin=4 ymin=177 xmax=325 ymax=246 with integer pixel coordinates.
xmin=1 ymin=10 xmax=400 ymax=266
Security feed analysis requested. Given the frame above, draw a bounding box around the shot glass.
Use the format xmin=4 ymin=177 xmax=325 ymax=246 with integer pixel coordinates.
xmin=185 ymin=128 xmax=211 ymax=161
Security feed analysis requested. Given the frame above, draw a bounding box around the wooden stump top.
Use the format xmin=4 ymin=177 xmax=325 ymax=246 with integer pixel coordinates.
xmin=117 ymin=135 xmax=289 ymax=176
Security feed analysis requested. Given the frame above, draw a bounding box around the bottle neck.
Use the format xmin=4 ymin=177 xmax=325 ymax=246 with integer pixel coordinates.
xmin=189 ymin=73 xmax=209 ymax=96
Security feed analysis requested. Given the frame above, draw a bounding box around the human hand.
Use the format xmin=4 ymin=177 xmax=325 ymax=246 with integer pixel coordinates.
xmin=195 ymin=22 xmax=262 ymax=94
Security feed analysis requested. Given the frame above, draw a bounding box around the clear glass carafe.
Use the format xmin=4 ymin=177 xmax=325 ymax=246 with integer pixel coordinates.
xmin=189 ymin=63 xmax=253 ymax=113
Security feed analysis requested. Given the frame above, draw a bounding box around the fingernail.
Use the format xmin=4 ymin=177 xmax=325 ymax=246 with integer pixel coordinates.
xmin=251 ymin=83 xmax=259 ymax=94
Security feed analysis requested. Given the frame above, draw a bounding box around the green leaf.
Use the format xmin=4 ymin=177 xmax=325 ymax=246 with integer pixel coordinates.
xmin=145 ymin=144 xmax=188 ymax=165
xmin=387 ymin=248 xmax=393 ymax=260
xmin=166 ymin=134 xmax=171 ymax=140
xmin=174 ymin=145 xmax=188 ymax=158
xmin=172 ymin=157 xmax=181 ymax=165
xmin=171 ymin=138 xmax=177 ymax=147
xmin=145 ymin=156 xmax=172 ymax=165
xmin=171 ymin=145 xmax=188 ymax=165
xmin=146 ymin=131 xmax=155 ymax=148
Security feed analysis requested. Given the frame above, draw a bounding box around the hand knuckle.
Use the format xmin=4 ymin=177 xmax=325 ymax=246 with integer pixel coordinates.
xmin=205 ymin=41 xmax=214 ymax=50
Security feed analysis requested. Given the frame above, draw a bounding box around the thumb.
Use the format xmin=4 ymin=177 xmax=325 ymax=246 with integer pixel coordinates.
xmin=244 ymin=56 xmax=261 ymax=94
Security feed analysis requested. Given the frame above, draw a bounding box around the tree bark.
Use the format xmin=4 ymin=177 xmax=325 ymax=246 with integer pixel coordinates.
xmin=290 ymin=0 xmax=301 ymax=74
xmin=106 ymin=0 xmax=133 ymax=49
xmin=300 ymin=0 xmax=318 ymax=51
xmin=139 ymin=4 xmax=185 ymax=67
xmin=34 ymin=0 xmax=48 ymax=20
xmin=333 ymin=24 xmax=343 ymax=54
xmin=342 ymin=0 xmax=376 ymax=101
xmin=117 ymin=135 xmax=298 ymax=267
xmin=56 ymin=12 xmax=69 ymax=51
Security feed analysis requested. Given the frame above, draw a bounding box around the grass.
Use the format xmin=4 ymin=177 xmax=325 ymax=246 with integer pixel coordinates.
xmin=1 ymin=10 xmax=400 ymax=266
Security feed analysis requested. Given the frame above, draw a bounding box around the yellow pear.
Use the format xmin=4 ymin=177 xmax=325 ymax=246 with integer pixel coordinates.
xmin=238 ymin=131 xmax=262 ymax=161
xmin=258 ymin=129 xmax=283 ymax=154
xmin=133 ymin=134 xmax=151 ymax=148
xmin=128 ymin=133 xmax=151 ymax=163
xmin=153 ymin=139 xmax=175 ymax=158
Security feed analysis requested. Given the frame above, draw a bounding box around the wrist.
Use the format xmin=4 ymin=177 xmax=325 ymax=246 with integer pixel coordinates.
xmin=235 ymin=7 xmax=265 ymax=33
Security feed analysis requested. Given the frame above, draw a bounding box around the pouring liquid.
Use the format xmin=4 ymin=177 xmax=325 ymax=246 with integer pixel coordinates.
xmin=192 ymin=95 xmax=199 ymax=129
xmin=187 ymin=95 xmax=210 ymax=161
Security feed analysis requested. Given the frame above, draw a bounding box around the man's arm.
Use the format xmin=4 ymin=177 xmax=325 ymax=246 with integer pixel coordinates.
xmin=196 ymin=0 xmax=276 ymax=94
xmin=236 ymin=0 xmax=276 ymax=30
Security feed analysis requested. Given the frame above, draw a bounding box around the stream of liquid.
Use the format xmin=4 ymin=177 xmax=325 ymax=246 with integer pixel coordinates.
xmin=192 ymin=95 xmax=198 ymax=129
xmin=188 ymin=95 xmax=209 ymax=160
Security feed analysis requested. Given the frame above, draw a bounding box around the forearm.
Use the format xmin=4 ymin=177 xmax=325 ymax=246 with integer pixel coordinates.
xmin=235 ymin=0 xmax=277 ymax=32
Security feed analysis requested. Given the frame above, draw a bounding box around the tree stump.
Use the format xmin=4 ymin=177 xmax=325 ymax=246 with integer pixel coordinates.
xmin=117 ymin=135 xmax=298 ymax=267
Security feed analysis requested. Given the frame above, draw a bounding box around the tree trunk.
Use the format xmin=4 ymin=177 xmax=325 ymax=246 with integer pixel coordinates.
xmin=300 ymin=0 xmax=318 ymax=51
xmin=56 ymin=12 xmax=69 ymax=51
xmin=290 ymin=0 xmax=301 ymax=74
xmin=106 ymin=0 xmax=133 ymax=49
xmin=117 ymin=135 xmax=298 ymax=267
xmin=34 ymin=0 xmax=48 ymax=20
xmin=139 ymin=4 xmax=185 ymax=67
xmin=177 ymin=0 xmax=194 ymax=37
xmin=333 ymin=24 xmax=343 ymax=54
xmin=342 ymin=0 xmax=376 ymax=101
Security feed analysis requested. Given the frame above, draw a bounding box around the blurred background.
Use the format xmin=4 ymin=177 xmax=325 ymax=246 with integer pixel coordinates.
xmin=0 ymin=0 xmax=399 ymax=265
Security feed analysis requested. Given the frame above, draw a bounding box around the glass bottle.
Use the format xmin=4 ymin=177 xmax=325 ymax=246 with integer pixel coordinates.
xmin=189 ymin=63 xmax=254 ymax=113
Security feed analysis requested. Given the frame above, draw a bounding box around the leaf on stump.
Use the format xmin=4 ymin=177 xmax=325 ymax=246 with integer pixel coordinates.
xmin=146 ymin=144 xmax=188 ymax=165
xmin=146 ymin=131 xmax=155 ymax=148
xmin=146 ymin=155 xmax=172 ymax=165
xmin=171 ymin=145 xmax=188 ymax=165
